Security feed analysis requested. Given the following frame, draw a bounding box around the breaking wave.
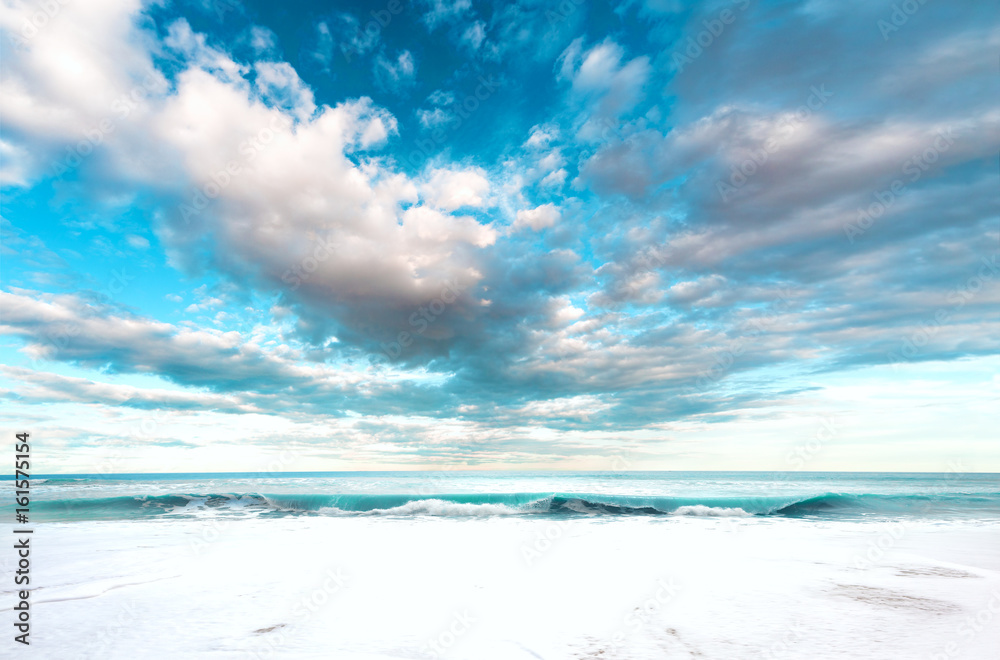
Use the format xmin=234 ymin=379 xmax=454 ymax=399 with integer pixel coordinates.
xmin=13 ymin=491 xmax=1000 ymax=522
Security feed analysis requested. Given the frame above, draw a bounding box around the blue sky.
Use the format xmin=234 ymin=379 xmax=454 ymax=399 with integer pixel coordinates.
xmin=1 ymin=0 xmax=997 ymax=472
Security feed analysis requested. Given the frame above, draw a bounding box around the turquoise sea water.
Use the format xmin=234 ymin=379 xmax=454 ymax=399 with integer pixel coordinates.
xmin=5 ymin=471 xmax=1000 ymax=523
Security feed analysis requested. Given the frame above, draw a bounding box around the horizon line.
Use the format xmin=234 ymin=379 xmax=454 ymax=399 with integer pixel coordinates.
xmin=7 ymin=469 xmax=999 ymax=479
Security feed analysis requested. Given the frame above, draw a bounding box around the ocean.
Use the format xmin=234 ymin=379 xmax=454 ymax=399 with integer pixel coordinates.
xmin=4 ymin=471 xmax=999 ymax=658
xmin=15 ymin=471 xmax=1000 ymax=522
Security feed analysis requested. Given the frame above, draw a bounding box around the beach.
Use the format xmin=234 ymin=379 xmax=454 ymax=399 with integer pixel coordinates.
xmin=9 ymin=472 xmax=1000 ymax=659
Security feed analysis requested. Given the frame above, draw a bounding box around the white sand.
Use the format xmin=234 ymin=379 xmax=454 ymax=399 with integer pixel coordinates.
xmin=11 ymin=516 xmax=1000 ymax=659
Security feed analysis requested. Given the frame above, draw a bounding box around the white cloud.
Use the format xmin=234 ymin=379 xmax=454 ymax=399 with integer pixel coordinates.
xmin=513 ymin=203 xmax=560 ymax=232
xmin=253 ymin=61 xmax=317 ymax=122
xmin=149 ymin=69 xmax=489 ymax=330
xmin=165 ymin=19 xmax=247 ymax=83
xmin=0 ymin=139 xmax=30 ymax=187
xmin=540 ymin=168 xmax=568 ymax=188
xmin=248 ymin=25 xmax=279 ymax=56
xmin=312 ymin=14 xmax=379 ymax=69
xmin=427 ymin=90 xmax=455 ymax=106
xmin=125 ymin=234 xmax=149 ymax=249
xmin=312 ymin=21 xmax=334 ymax=68
xmin=0 ymin=289 xmax=376 ymax=398
xmin=418 ymin=107 xmax=453 ymax=130
xmin=557 ymin=38 xmax=650 ymax=120
xmin=418 ymin=0 xmax=472 ymax=29
xmin=461 ymin=21 xmax=486 ymax=51
xmin=400 ymin=206 xmax=497 ymax=248
xmin=0 ymin=365 xmax=260 ymax=413
xmin=517 ymin=395 xmax=613 ymax=421
xmin=0 ymin=0 xmax=167 ymax=182
xmin=418 ymin=90 xmax=458 ymax=130
xmin=0 ymin=3 xmax=498 ymax=353
xmin=374 ymin=50 xmax=416 ymax=91
xmin=185 ymin=298 xmax=223 ymax=314
xmin=525 ymin=125 xmax=558 ymax=149
xmin=421 ymin=167 xmax=490 ymax=211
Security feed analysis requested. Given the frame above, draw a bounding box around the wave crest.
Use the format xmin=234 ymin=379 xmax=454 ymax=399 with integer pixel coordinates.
xmin=14 ymin=490 xmax=1000 ymax=522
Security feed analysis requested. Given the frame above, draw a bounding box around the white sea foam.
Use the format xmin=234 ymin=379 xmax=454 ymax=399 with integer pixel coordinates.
xmin=319 ymin=498 xmax=526 ymax=517
xmin=673 ymin=505 xmax=752 ymax=517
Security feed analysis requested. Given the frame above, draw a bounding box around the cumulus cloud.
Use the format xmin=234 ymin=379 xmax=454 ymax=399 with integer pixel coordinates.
xmin=525 ymin=125 xmax=558 ymax=149
xmin=513 ymin=203 xmax=560 ymax=232
xmin=0 ymin=0 xmax=168 ymax=183
xmin=0 ymin=2 xmax=511 ymax=364
xmin=421 ymin=167 xmax=490 ymax=211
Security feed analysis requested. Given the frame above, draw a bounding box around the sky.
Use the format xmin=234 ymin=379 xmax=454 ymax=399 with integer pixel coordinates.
xmin=0 ymin=0 xmax=997 ymax=473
